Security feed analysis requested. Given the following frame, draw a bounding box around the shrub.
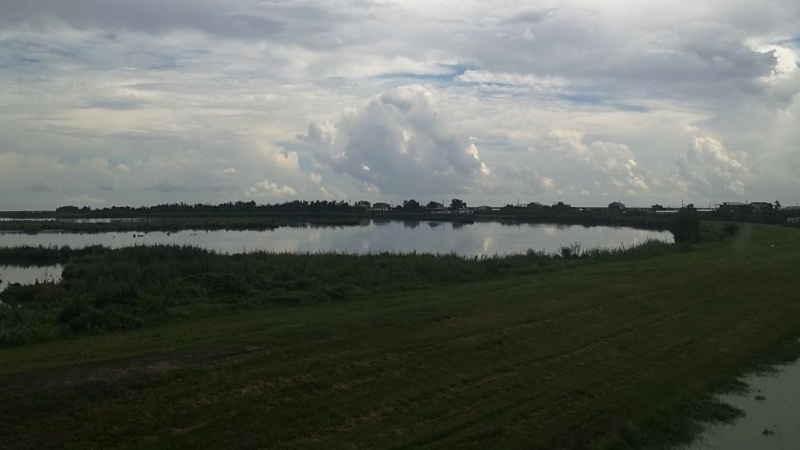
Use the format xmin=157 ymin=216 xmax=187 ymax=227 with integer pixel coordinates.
xmin=723 ymin=223 xmax=740 ymax=236
xmin=671 ymin=208 xmax=701 ymax=244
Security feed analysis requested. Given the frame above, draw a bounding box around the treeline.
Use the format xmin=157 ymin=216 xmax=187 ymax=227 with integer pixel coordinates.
xmin=2 ymin=200 xmax=797 ymax=227
xmin=1 ymin=240 xmax=683 ymax=347
xmin=55 ymin=200 xmax=355 ymax=217
xmin=0 ymin=217 xmax=368 ymax=234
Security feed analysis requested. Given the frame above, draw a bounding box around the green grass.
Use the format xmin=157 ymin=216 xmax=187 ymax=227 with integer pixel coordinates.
xmin=0 ymin=239 xmax=679 ymax=347
xmin=0 ymin=224 xmax=799 ymax=449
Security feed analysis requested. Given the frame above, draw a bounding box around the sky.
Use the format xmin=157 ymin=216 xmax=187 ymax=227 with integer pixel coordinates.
xmin=1 ymin=0 xmax=799 ymax=210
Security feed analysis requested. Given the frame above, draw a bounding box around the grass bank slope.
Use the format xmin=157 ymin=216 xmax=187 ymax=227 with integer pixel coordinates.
xmin=1 ymin=224 xmax=799 ymax=450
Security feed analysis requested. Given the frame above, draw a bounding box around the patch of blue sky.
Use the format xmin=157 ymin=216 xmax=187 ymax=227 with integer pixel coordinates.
xmin=471 ymin=135 xmax=526 ymax=154
xmin=85 ymin=99 xmax=149 ymax=111
xmin=777 ymin=35 xmax=800 ymax=47
xmin=557 ymin=92 xmax=649 ymax=112
xmin=371 ymin=63 xmax=473 ymax=84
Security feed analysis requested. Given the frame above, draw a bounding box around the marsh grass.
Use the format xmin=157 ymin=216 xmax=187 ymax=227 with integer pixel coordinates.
xmin=0 ymin=239 xmax=679 ymax=347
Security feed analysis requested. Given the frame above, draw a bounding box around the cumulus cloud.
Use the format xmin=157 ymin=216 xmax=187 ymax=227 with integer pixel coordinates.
xmin=0 ymin=0 xmax=799 ymax=207
xmin=299 ymin=86 xmax=493 ymax=196
xmin=675 ymin=137 xmax=752 ymax=197
xmin=113 ymin=164 xmax=131 ymax=174
xmin=258 ymin=144 xmax=299 ymax=172
xmin=491 ymin=165 xmax=557 ymax=198
xmin=538 ymin=130 xmax=651 ymax=196
xmin=245 ymin=179 xmax=297 ymax=199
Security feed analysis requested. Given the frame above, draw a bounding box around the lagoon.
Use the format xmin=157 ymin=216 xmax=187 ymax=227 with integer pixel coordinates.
xmin=0 ymin=220 xmax=672 ymax=257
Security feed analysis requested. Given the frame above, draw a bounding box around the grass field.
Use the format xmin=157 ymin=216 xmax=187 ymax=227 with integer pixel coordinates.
xmin=1 ymin=224 xmax=799 ymax=449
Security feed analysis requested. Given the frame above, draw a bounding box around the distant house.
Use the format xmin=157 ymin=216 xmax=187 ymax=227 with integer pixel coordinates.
xmin=717 ymin=202 xmax=747 ymax=212
xmin=371 ymin=202 xmax=391 ymax=211
xmin=354 ymin=200 xmax=371 ymax=209
xmin=608 ymin=202 xmax=626 ymax=211
xmin=788 ymin=217 xmax=800 ymax=225
xmin=784 ymin=206 xmax=800 ymax=211
xmin=527 ymin=202 xmax=544 ymax=209
xmin=426 ymin=201 xmax=445 ymax=211
xmin=749 ymin=202 xmax=773 ymax=211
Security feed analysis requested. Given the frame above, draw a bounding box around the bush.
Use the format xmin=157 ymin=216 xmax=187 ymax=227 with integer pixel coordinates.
xmin=723 ymin=223 xmax=740 ymax=236
xmin=671 ymin=208 xmax=701 ymax=244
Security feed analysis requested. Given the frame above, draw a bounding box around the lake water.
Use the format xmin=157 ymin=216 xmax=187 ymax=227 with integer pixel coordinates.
xmin=0 ymin=218 xmax=146 ymax=223
xmin=0 ymin=265 xmax=63 ymax=292
xmin=0 ymin=221 xmax=673 ymax=257
xmin=685 ymin=356 xmax=800 ymax=450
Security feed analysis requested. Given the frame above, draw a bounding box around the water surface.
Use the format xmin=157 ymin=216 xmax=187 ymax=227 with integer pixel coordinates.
xmin=686 ymin=358 xmax=800 ymax=450
xmin=0 ymin=218 xmax=146 ymax=223
xmin=0 ymin=221 xmax=672 ymax=256
xmin=0 ymin=265 xmax=63 ymax=292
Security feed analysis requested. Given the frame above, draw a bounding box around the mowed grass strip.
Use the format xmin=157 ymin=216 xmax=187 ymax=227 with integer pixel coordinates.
xmin=1 ymin=224 xmax=799 ymax=449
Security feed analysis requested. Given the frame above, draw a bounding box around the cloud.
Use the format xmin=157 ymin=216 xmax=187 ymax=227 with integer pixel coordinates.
xmin=0 ymin=0 xmax=284 ymax=40
xmin=319 ymin=185 xmax=347 ymax=200
xmin=152 ymin=179 xmax=186 ymax=193
xmin=114 ymin=164 xmax=131 ymax=174
xmin=147 ymin=178 xmax=229 ymax=194
xmin=245 ymin=179 xmax=296 ymax=199
xmin=258 ymin=144 xmax=299 ymax=172
xmin=0 ymin=0 xmax=799 ymax=208
xmin=538 ymin=130 xmax=652 ymax=195
xmin=675 ymin=137 xmax=752 ymax=197
xmin=299 ymin=85 xmax=493 ymax=196
xmin=21 ymin=184 xmax=55 ymax=193
xmin=456 ymin=70 xmax=568 ymax=91
xmin=63 ymin=194 xmax=105 ymax=205
xmin=491 ymin=165 xmax=557 ymax=197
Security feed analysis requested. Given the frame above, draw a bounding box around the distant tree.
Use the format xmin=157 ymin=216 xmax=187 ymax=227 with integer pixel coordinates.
xmin=426 ymin=201 xmax=442 ymax=209
xmin=775 ymin=200 xmax=782 ymax=211
xmin=402 ymin=199 xmax=421 ymax=210
xmin=651 ymin=204 xmax=664 ymax=211
xmin=671 ymin=206 xmax=701 ymax=244
xmin=551 ymin=201 xmax=571 ymax=212
xmin=450 ymin=199 xmax=467 ymax=210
